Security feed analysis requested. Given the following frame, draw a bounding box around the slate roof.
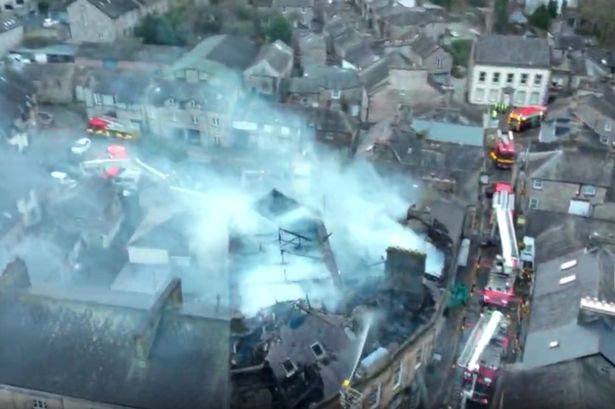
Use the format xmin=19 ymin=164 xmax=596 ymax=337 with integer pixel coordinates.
xmin=530 ymin=149 xmax=614 ymax=187
xmin=521 ymin=247 xmax=615 ymax=371
xmin=172 ymin=35 xmax=260 ymax=73
xmin=148 ymin=79 xmax=233 ymax=112
xmin=77 ymin=42 xmax=187 ymax=64
xmin=249 ymin=40 xmax=293 ymax=74
xmin=89 ymin=70 xmax=152 ymax=104
xmin=411 ymin=35 xmax=440 ymax=59
xmin=287 ymin=66 xmax=361 ymax=93
xmin=587 ymin=47 xmax=615 ymax=69
xmin=130 ymin=212 xmax=192 ymax=256
xmin=411 ymin=119 xmax=484 ymax=147
xmin=46 ymin=177 xmax=121 ymax=233
xmin=272 ymin=0 xmax=314 ymax=7
xmin=0 ymin=287 xmax=230 ymax=409
xmin=502 ymin=358 xmax=615 ymax=409
xmin=473 ymin=35 xmax=551 ymax=68
xmin=86 ymin=0 xmax=140 ymax=19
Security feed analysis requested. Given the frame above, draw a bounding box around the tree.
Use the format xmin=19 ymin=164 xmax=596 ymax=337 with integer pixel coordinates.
xmin=547 ymin=0 xmax=558 ymax=17
xmin=493 ymin=0 xmax=510 ymax=33
xmin=135 ymin=14 xmax=185 ymax=46
xmin=266 ymin=14 xmax=292 ymax=45
xmin=529 ymin=4 xmax=552 ymax=31
xmin=447 ymin=39 xmax=473 ymax=67
xmin=578 ymin=0 xmax=615 ymax=46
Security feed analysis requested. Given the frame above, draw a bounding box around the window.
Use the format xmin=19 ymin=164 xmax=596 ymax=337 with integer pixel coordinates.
xmin=529 ymin=197 xmax=540 ymax=209
xmin=529 ymin=92 xmax=540 ymax=105
xmin=534 ymin=74 xmax=543 ymax=86
xmin=392 ymin=362 xmax=403 ymax=389
xmin=212 ymin=117 xmax=220 ymax=127
xmin=192 ymin=115 xmax=199 ymax=125
xmin=474 ymin=88 xmax=485 ymax=102
xmin=478 ymin=71 xmax=486 ymax=83
xmin=331 ymin=89 xmax=340 ymax=99
xmin=520 ymin=73 xmax=528 ymax=85
xmin=93 ymin=93 xmax=102 ymax=105
xmin=532 ymin=179 xmax=543 ymax=190
xmin=171 ymin=111 xmax=177 ymax=122
xmin=488 ymin=89 xmax=498 ymax=103
xmin=492 ymin=72 xmax=500 ymax=84
xmin=515 ymin=91 xmax=527 ymax=105
xmin=606 ymin=121 xmax=612 ymax=132
xmin=601 ymin=134 xmax=609 ymax=144
xmin=436 ymin=56 xmax=443 ymax=69
xmin=506 ymin=73 xmax=514 ymax=84
xmin=168 ymin=98 xmax=176 ymax=106
xmin=281 ymin=359 xmax=297 ymax=377
xmin=32 ymin=401 xmax=48 ymax=409
xmin=367 ymin=384 xmax=381 ymax=409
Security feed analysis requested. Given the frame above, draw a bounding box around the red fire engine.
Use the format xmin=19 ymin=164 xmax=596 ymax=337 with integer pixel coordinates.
xmin=489 ymin=131 xmax=516 ymax=169
xmin=87 ymin=116 xmax=140 ymax=140
xmin=507 ymin=106 xmax=547 ymax=132
xmin=483 ymin=182 xmax=519 ymax=308
xmin=457 ymin=310 xmax=509 ymax=406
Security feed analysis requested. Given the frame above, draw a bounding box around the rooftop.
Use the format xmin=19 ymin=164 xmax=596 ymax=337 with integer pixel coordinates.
xmin=171 ymin=35 xmax=260 ymax=74
xmin=77 ymin=42 xmax=187 ymax=65
xmin=0 ymin=272 xmax=230 ymax=409
xmin=522 ymin=246 xmax=615 ymax=370
xmin=249 ymin=40 xmax=293 ymax=74
xmin=85 ymin=0 xmax=140 ymax=19
xmin=0 ymin=15 xmax=22 ymax=33
xmin=411 ymin=118 xmax=484 ymax=147
xmin=287 ymin=66 xmax=362 ymax=93
xmin=473 ymin=35 xmax=551 ymax=68
xmin=529 ymin=149 xmax=614 ymax=187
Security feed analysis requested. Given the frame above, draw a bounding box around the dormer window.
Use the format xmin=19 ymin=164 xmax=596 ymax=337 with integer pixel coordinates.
xmin=281 ymin=358 xmax=297 ymax=377
xmin=310 ymin=342 xmax=326 ymax=360
xmin=331 ymin=89 xmax=340 ymax=99
xmin=532 ymin=179 xmax=543 ymax=190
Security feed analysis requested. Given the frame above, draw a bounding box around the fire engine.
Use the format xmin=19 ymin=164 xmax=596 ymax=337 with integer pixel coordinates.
xmin=483 ymin=182 xmax=519 ymax=308
xmin=457 ymin=310 xmax=509 ymax=406
xmin=489 ymin=130 xmax=516 ymax=169
xmin=507 ymin=106 xmax=547 ymax=132
xmin=87 ymin=116 xmax=140 ymax=140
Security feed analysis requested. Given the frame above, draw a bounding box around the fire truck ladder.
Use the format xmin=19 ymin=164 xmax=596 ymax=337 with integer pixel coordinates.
xmin=492 ymin=191 xmax=518 ymax=272
xmin=457 ymin=311 xmax=504 ymax=372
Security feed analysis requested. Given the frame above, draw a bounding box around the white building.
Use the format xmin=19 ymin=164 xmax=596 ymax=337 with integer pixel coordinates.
xmin=467 ymin=35 xmax=551 ymax=107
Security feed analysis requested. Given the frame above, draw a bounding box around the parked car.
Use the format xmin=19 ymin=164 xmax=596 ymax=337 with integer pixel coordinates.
xmin=37 ymin=111 xmax=54 ymax=127
xmin=71 ymin=138 xmax=92 ymax=155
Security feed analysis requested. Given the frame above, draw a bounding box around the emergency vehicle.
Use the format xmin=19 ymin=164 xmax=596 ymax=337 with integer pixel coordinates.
xmin=489 ymin=130 xmax=516 ymax=169
xmin=483 ymin=182 xmax=519 ymax=308
xmin=457 ymin=310 xmax=509 ymax=406
xmin=507 ymin=106 xmax=547 ymax=132
xmin=87 ymin=116 xmax=140 ymax=140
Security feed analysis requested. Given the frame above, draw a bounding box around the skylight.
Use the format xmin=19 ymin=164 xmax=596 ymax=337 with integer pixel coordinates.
xmin=549 ymin=341 xmax=559 ymax=349
xmin=560 ymin=260 xmax=577 ymax=270
xmin=559 ymin=275 xmax=576 ymax=285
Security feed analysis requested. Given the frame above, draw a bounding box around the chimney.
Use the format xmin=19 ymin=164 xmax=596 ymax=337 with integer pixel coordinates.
xmin=385 ymin=247 xmax=426 ymax=299
xmin=0 ymin=258 xmax=31 ymax=289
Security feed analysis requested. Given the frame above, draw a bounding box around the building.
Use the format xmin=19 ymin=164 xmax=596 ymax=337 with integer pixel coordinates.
xmin=67 ymin=0 xmax=168 ymax=43
xmin=243 ymin=40 xmax=294 ymax=98
xmin=359 ymin=107 xmax=485 ymax=201
xmin=573 ymin=91 xmax=615 ymax=145
xmin=499 ymin=242 xmax=615 ymax=409
xmin=296 ymin=31 xmax=326 ymax=68
xmin=167 ymin=34 xmax=259 ymax=85
xmin=9 ymin=43 xmax=78 ymax=64
xmin=283 ymin=65 xmax=368 ymax=121
xmin=272 ymin=0 xmax=315 ymax=29
xmin=0 ymin=16 xmax=23 ymax=57
xmin=229 ymin=189 xmax=451 ymax=409
xmin=525 ymin=0 xmax=577 ymax=14
xmin=519 ymin=148 xmax=615 ymax=217
xmin=0 ymin=266 xmax=231 ymax=409
xmin=46 ymin=177 xmax=125 ymax=249
xmin=22 ymin=63 xmax=76 ymax=104
xmin=304 ymin=108 xmax=359 ymax=154
xmin=75 ymin=42 xmax=187 ymax=73
xmin=407 ymin=35 xmax=453 ymax=84
xmin=467 ymin=35 xmax=551 ymax=106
